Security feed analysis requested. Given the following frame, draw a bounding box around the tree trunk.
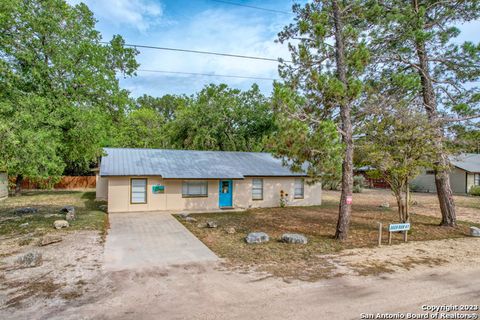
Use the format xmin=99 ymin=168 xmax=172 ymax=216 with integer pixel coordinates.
xmin=435 ymin=153 xmax=456 ymax=226
xmin=332 ymin=0 xmax=353 ymax=241
xmin=405 ymin=180 xmax=410 ymax=223
xmin=411 ymin=0 xmax=456 ymax=227
xmin=394 ymin=192 xmax=405 ymax=222
xmin=15 ymin=174 xmax=23 ymax=196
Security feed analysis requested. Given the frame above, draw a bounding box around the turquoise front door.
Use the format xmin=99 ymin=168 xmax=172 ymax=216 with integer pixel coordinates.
xmin=219 ymin=180 xmax=233 ymax=207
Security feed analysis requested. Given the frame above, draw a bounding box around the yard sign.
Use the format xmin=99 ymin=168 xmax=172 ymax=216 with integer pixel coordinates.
xmin=388 ymin=223 xmax=410 ymax=232
xmin=388 ymin=223 xmax=410 ymax=244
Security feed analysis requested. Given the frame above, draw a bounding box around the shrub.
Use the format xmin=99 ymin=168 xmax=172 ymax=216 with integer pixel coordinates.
xmin=469 ymin=185 xmax=480 ymax=196
xmin=409 ymin=183 xmax=421 ymax=193
xmin=279 ymin=190 xmax=288 ymax=207
xmin=322 ymin=175 xmax=341 ymax=190
xmin=353 ymin=184 xmax=363 ymax=193
xmin=352 ymin=175 xmax=365 ymax=193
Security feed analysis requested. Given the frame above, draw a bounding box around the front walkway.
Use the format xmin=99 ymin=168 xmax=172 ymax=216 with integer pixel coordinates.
xmin=104 ymin=212 xmax=218 ymax=270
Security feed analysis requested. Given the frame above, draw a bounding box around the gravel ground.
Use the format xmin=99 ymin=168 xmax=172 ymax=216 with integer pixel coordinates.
xmin=1 ymin=230 xmax=479 ymax=320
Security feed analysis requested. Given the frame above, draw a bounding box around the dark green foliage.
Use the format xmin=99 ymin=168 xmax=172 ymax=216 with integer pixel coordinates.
xmin=370 ymin=0 xmax=480 ymax=147
xmin=353 ymin=175 xmax=365 ymax=193
xmin=469 ymin=186 xmax=480 ymax=196
xmin=163 ymin=84 xmax=275 ymax=152
xmin=0 ymin=0 xmax=138 ymax=179
xmin=269 ymin=84 xmax=342 ymax=179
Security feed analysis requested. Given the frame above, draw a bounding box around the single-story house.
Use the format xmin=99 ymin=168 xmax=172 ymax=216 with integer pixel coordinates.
xmin=0 ymin=172 xmax=7 ymax=200
xmin=96 ymin=148 xmax=322 ymax=213
xmin=411 ymin=153 xmax=480 ymax=194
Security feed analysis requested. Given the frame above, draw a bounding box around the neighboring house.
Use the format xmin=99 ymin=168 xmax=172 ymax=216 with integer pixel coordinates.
xmin=0 ymin=172 xmax=7 ymax=200
xmin=355 ymin=166 xmax=389 ymax=189
xmin=411 ymin=153 xmax=480 ymax=194
xmin=96 ymin=148 xmax=322 ymax=213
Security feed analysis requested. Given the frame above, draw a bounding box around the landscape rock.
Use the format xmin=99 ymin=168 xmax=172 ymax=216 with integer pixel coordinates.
xmin=54 ymin=220 xmax=69 ymax=229
xmin=470 ymin=226 xmax=480 ymax=237
xmin=281 ymin=233 xmax=308 ymax=244
xmin=196 ymin=222 xmax=207 ymax=228
xmin=207 ymin=221 xmax=218 ymax=228
xmin=98 ymin=205 xmax=108 ymax=212
xmin=16 ymin=251 xmax=42 ymax=268
xmin=225 ymin=227 xmax=236 ymax=234
xmin=60 ymin=206 xmax=76 ymax=220
xmin=39 ymin=235 xmax=63 ymax=246
xmin=65 ymin=210 xmax=76 ymax=221
xmin=60 ymin=205 xmax=75 ymax=213
xmin=19 ymin=222 xmax=29 ymax=228
xmin=185 ymin=216 xmax=197 ymax=223
xmin=179 ymin=212 xmax=190 ymax=218
xmin=245 ymin=232 xmax=269 ymax=244
xmin=379 ymin=202 xmax=390 ymax=208
xmin=14 ymin=207 xmax=38 ymax=215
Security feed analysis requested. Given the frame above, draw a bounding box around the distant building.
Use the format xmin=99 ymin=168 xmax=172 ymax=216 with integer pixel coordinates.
xmin=0 ymin=172 xmax=7 ymax=200
xmin=411 ymin=153 xmax=480 ymax=194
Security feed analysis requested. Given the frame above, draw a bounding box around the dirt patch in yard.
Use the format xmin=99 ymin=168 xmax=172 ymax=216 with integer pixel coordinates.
xmin=323 ymin=189 xmax=480 ymax=223
xmin=0 ymin=231 xmax=110 ymax=317
xmin=178 ymin=191 xmax=479 ymax=281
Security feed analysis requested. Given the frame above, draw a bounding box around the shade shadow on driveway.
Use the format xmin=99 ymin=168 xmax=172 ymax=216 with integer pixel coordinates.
xmin=104 ymin=212 xmax=218 ymax=270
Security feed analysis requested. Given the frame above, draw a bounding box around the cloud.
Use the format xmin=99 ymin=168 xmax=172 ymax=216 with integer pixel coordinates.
xmin=69 ymin=0 xmax=163 ymax=32
xmin=122 ymin=7 xmax=293 ymax=96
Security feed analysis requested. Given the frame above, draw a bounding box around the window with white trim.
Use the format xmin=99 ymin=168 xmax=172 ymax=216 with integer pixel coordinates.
xmin=182 ymin=181 xmax=208 ymax=197
xmin=294 ymin=178 xmax=304 ymax=199
xmin=131 ymin=178 xmax=147 ymax=204
xmin=252 ymin=178 xmax=263 ymax=200
xmin=475 ymin=174 xmax=480 ymax=186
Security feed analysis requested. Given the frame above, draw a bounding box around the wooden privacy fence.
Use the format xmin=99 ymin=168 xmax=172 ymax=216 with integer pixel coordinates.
xmin=14 ymin=176 xmax=96 ymax=190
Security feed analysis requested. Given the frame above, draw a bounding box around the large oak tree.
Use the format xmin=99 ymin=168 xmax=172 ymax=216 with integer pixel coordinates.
xmin=0 ymin=0 xmax=138 ymax=190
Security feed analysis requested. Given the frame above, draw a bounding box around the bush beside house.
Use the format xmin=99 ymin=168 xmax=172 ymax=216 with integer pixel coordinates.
xmin=469 ymin=186 xmax=480 ymax=196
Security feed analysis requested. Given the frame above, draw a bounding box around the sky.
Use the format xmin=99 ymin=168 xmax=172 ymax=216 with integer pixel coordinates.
xmin=67 ymin=0 xmax=480 ymax=98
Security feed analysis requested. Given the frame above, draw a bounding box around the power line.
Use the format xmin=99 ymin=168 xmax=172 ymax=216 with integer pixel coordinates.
xmin=137 ymin=69 xmax=280 ymax=81
xmin=101 ymin=41 xmax=291 ymax=63
xmin=210 ymin=0 xmax=291 ymax=14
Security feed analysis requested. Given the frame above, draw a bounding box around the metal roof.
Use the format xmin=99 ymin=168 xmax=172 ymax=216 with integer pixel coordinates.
xmin=450 ymin=153 xmax=480 ymax=173
xmin=100 ymin=148 xmax=306 ymax=179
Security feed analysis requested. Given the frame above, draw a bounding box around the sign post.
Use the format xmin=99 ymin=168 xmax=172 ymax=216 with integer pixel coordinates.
xmin=377 ymin=222 xmax=382 ymax=246
xmin=388 ymin=223 xmax=410 ymax=245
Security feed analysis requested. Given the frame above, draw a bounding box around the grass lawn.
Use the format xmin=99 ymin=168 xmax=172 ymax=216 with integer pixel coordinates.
xmin=0 ymin=191 xmax=107 ymax=240
xmin=177 ymin=190 xmax=479 ymax=281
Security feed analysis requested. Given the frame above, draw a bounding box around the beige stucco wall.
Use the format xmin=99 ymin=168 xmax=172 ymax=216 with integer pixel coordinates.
xmin=412 ymin=167 xmax=469 ymax=194
xmin=104 ymin=176 xmax=322 ymax=213
xmin=107 ymin=177 xmax=220 ymax=213
xmin=95 ymin=173 xmax=108 ymax=201
xmin=233 ymin=177 xmax=321 ymax=209
xmin=466 ymin=173 xmax=477 ymax=193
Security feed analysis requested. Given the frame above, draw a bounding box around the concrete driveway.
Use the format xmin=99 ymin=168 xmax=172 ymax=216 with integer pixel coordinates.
xmin=104 ymin=212 xmax=218 ymax=270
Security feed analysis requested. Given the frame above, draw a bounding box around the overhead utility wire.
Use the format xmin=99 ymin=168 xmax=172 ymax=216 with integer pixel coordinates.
xmin=210 ymin=0 xmax=291 ymax=14
xmin=137 ymin=69 xmax=281 ymax=81
xmin=100 ymin=42 xmax=291 ymax=63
